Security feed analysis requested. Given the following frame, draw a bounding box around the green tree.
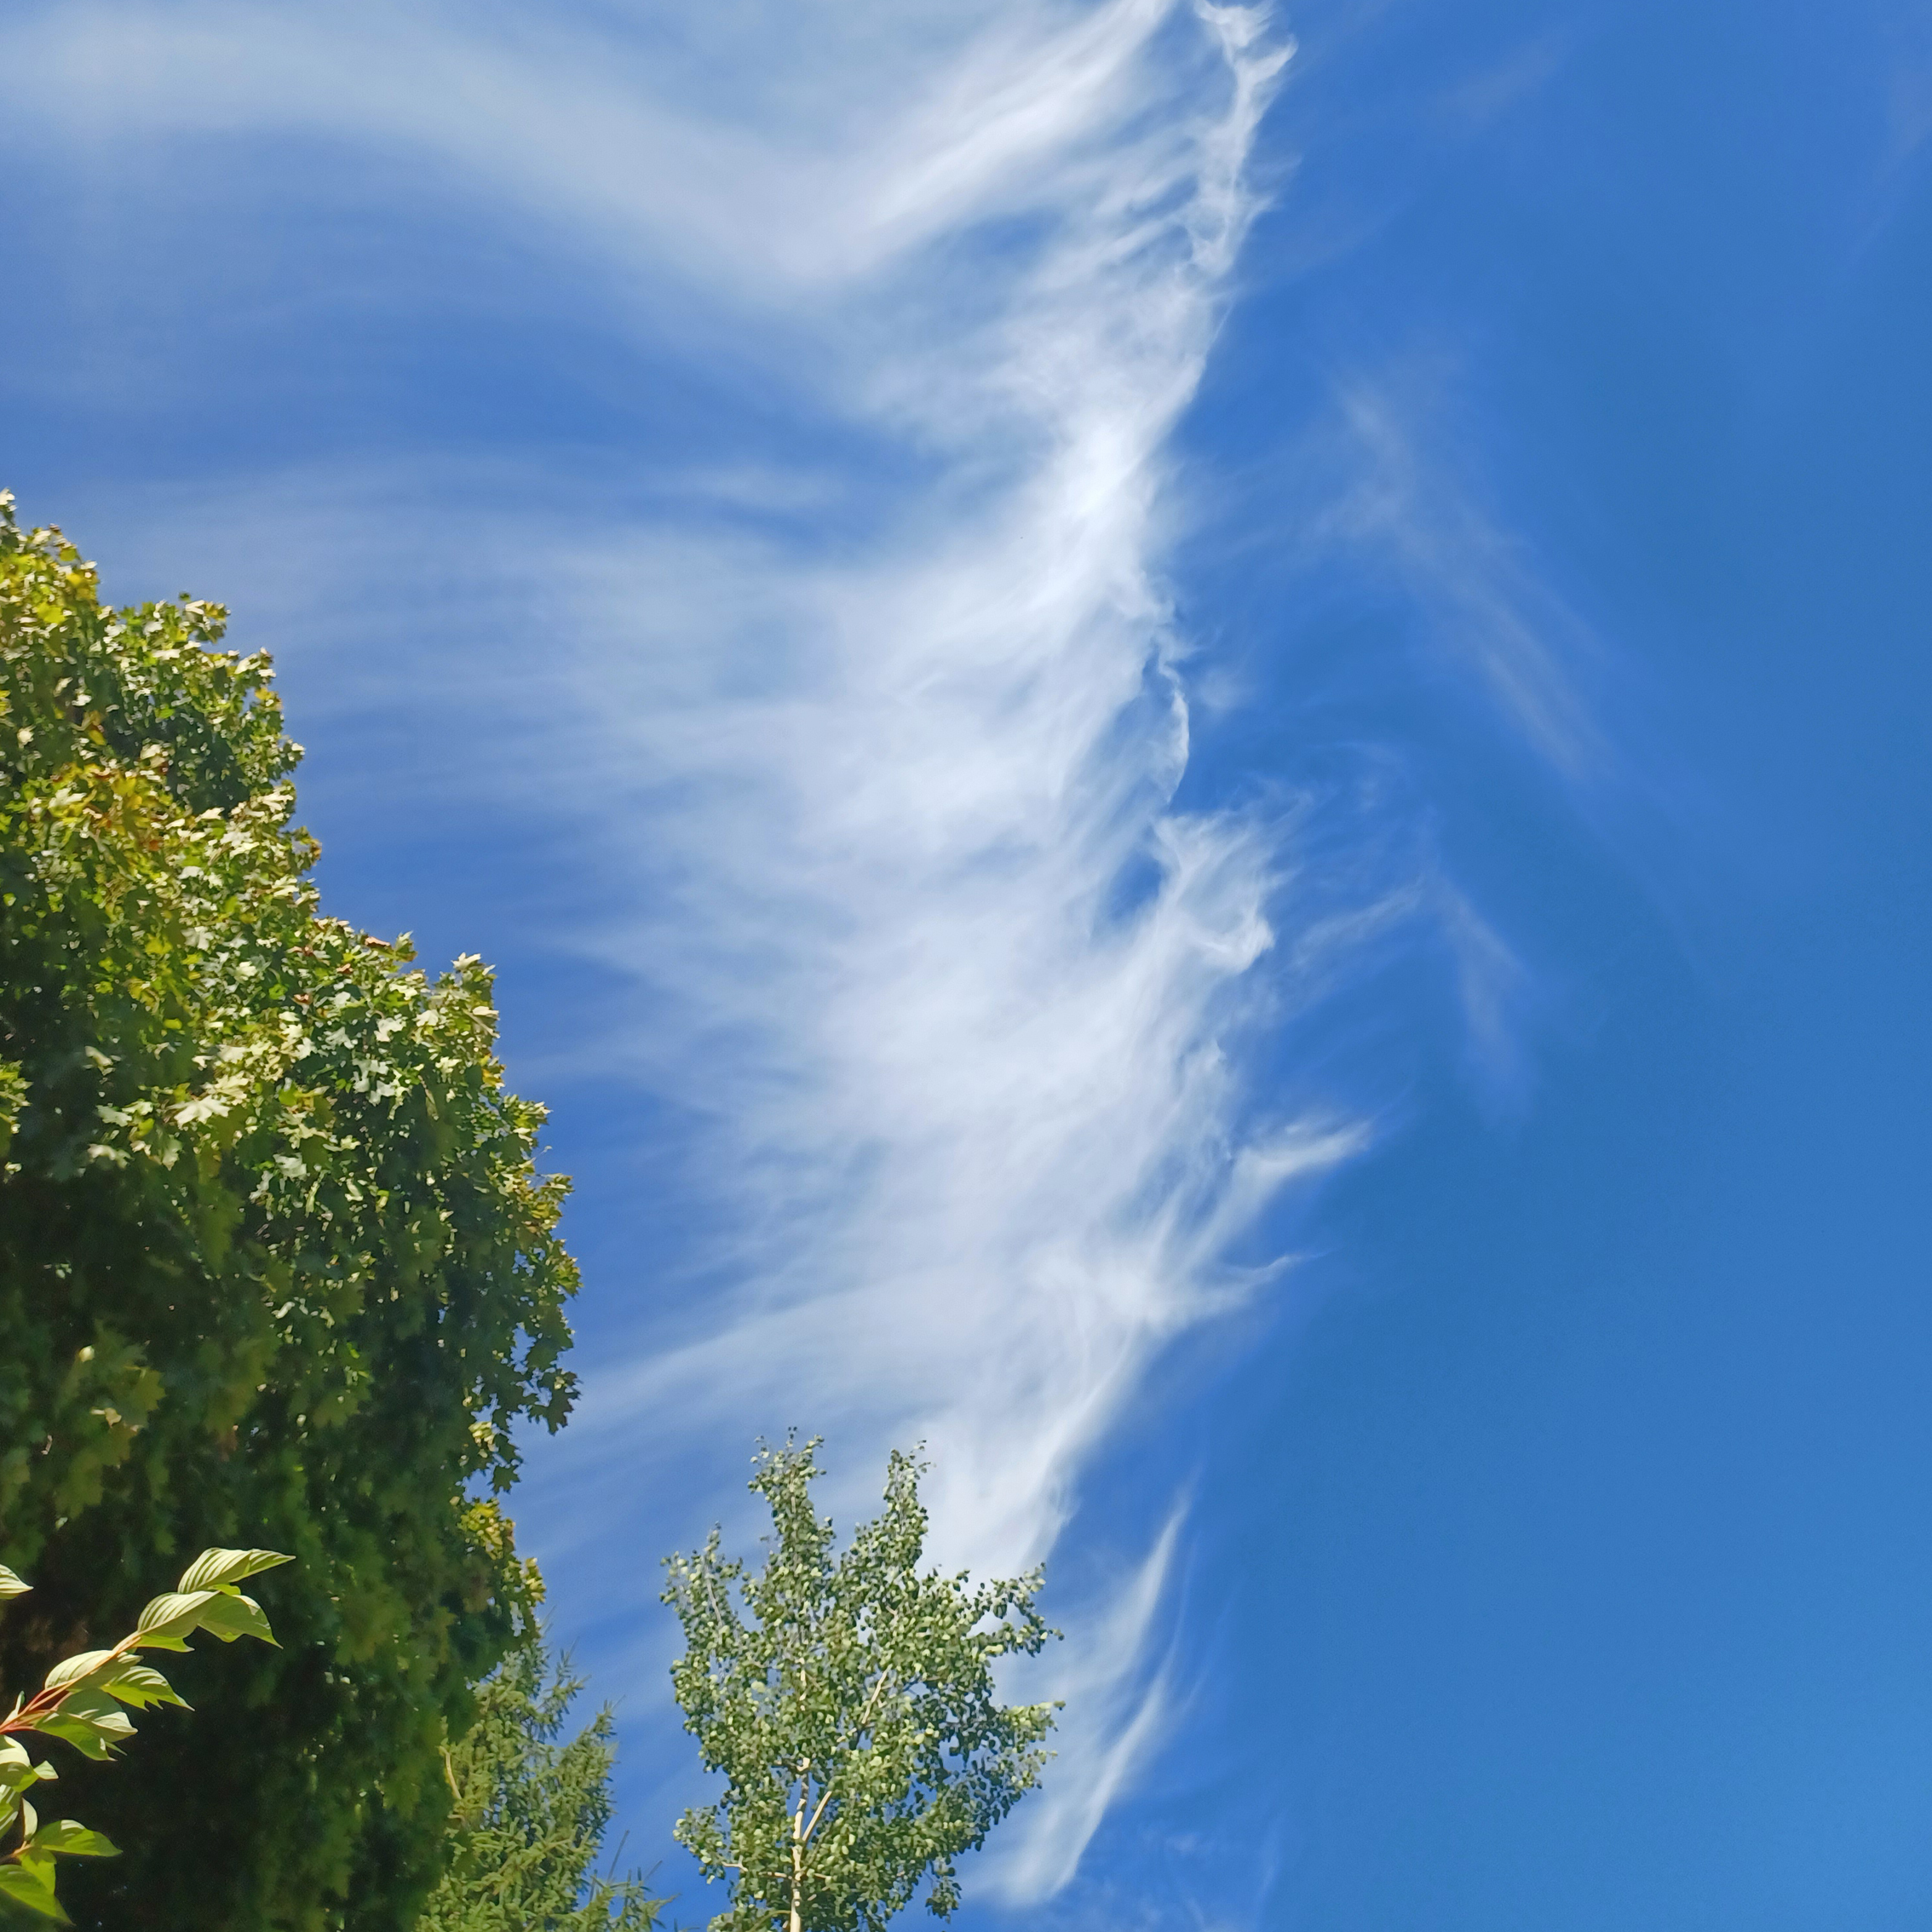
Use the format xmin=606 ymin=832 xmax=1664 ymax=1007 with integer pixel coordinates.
xmin=417 ymin=1634 xmax=660 ymax=1932
xmin=1 ymin=1548 xmax=290 ymax=1925
xmin=0 ymin=492 xmax=579 ymax=1929
xmin=663 ymin=1440 xmax=1058 ymax=1932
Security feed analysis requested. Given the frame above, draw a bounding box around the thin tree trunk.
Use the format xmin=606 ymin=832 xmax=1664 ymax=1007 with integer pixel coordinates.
xmin=791 ymin=1770 xmax=808 ymax=1932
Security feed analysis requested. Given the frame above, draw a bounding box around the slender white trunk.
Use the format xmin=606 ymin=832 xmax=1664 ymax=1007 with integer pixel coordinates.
xmin=791 ymin=1764 xmax=808 ymax=1932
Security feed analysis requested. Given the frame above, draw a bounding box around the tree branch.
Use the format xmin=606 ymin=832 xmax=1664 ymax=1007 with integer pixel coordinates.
xmin=801 ymin=1669 xmax=894 ymax=1846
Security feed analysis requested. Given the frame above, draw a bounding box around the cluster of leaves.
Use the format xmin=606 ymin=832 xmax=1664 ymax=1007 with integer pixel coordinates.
xmin=1 ymin=1547 xmax=290 ymax=1924
xmin=417 ymin=1635 xmax=661 ymax=1932
xmin=663 ymin=1441 xmax=1058 ymax=1932
xmin=0 ymin=492 xmax=580 ymax=1929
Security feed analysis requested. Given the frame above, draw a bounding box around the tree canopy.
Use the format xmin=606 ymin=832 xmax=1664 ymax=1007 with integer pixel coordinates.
xmin=417 ymin=1634 xmax=660 ymax=1932
xmin=663 ymin=1440 xmax=1057 ymax=1932
xmin=0 ymin=492 xmax=579 ymax=1929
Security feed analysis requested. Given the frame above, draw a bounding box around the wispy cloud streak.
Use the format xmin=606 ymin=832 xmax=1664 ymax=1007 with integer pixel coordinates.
xmin=510 ymin=9 xmax=1327 ymax=1884
xmin=0 ymin=0 xmax=1449 ymax=1894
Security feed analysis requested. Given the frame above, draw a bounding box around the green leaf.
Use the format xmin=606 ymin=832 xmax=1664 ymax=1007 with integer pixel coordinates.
xmin=0 ymin=1743 xmax=58 ymax=1796
xmin=193 ymin=1590 xmax=274 ymax=1646
xmin=0 ymin=1860 xmax=70 ymax=1924
xmin=132 ymin=1589 xmax=216 ymax=1649
xmin=0 ymin=1564 xmax=30 ymax=1601
xmin=41 ymin=1650 xmax=114 ymax=1694
xmin=175 ymin=1547 xmax=293 ymax=1594
xmin=33 ymin=1820 xmax=118 ymax=1860
xmin=94 ymin=1661 xmax=187 ymax=1711
xmin=26 ymin=1723 xmax=115 ymax=1762
xmin=32 ymin=1691 xmax=135 ymax=1761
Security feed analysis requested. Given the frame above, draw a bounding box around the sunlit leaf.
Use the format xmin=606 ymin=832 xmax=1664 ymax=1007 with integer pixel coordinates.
xmin=33 ymin=1820 xmax=119 ymax=1859
xmin=194 ymin=1590 xmax=274 ymax=1646
xmin=175 ymin=1548 xmax=294 ymax=1594
xmin=132 ymin=1590 xmax=216 ymax=1649
xmin=41 ymin=1650 xmax=114 ymax=1694
xmin=94 ymin=1662 xmax=187 ymax=1712
xmin=31 ymin=1689 xmax=136 ymax=1760
xmin=0 ymin=1860 xmax=69 ymax=1923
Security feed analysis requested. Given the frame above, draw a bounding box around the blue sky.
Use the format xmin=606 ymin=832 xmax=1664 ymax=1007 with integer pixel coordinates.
xmin=6 ymin=1 xmax=1932 ymax=1924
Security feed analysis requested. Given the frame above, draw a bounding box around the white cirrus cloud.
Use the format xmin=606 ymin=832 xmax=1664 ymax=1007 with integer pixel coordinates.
xmin=0 ymin=0 xmax=1527 ymax=1899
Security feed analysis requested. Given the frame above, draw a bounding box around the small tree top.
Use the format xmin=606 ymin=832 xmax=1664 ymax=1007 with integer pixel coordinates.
xmin=417 ymin=1634 xmax=661 ymax=1932
xmin=662 ymin=1440 xmax=1059 ymax=1932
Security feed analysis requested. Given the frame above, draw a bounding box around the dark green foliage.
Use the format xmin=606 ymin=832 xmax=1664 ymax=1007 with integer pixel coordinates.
xmin=0 ymin=492 xmax=580 ymax=1929
xmin=417 ymin=1636 xmax=660 ymax=1932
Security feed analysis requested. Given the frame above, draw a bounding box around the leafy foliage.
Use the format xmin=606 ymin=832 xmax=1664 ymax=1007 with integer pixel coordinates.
xmin=0 ymin=1546 xmax=290 ymax=1925
xmin=664 ymin=1440 xmax=1058 ymax=1932
xmin=0 ymin=492 xmax=580 ymax=1929
xmin=417 ymin=1635 xmax=661 ymax=1932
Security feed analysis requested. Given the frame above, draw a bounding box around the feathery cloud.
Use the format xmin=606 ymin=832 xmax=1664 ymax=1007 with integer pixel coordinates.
xmin=0 ymin=0 xmax=1530 ymax=1895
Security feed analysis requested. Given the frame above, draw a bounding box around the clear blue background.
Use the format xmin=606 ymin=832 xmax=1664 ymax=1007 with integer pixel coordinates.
xmin=6 ymin=2 xmax=1932 ymax=1925
xmin=1153 ymin=4 xmax=1932 ymax=1924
